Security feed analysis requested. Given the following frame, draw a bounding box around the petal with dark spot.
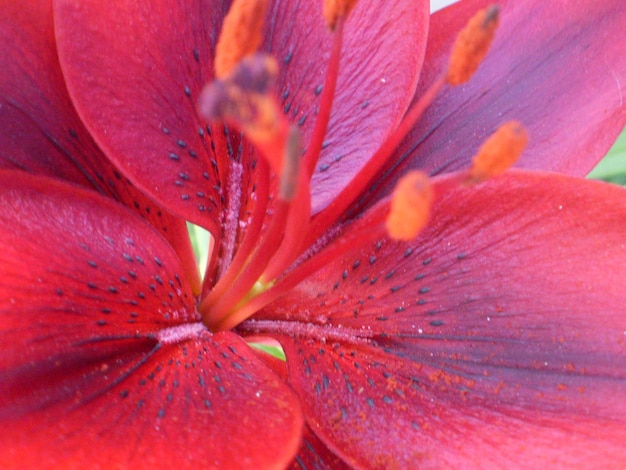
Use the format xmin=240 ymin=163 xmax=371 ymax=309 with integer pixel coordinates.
xmin=251 ymin=171 xmax=626 ymax=467
xmin=0 ymin=170 xmax=302 ymax=468
xmin=0 ymin=0 xmax=199 ymax=285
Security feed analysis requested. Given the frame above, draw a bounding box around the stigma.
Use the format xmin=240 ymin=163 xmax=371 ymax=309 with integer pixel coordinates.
xmin=197 ymin=2 xmax=524 ymax=332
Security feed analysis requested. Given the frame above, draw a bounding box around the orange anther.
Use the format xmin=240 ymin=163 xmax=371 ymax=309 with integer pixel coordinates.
xmin=469 ymin=121 xmax=528 ymax=183
xmin=386 ymin=171 xmax=433 ymax=241
xmin=447 ymin=5 xmax=499 ymax=85
xmin=324 ymin=0 xmax=359 ymax=31
xmin=199 ymin=55 xmax=287 ymax=174
xmin=199 ymin=55 xmax=279 ymax=139
xmin=214 ymin=0 xmax=270 ymax=78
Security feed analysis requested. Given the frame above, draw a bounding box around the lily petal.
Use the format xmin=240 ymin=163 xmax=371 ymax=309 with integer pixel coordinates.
xmin=53 ymin=0 xmax=429 ymax=223
xmin=0 ymin=0 xmax=200 ymax=287
xmin=368 ymin=0 xmax=626 ymax=204
xmin=264 ymin=0 xmax=429 ymax=213
xmin=290 ymin=424 xmax=351 ymax=470
xmin=0 ymin=171 xmax=302 ymax=468
xmin=53 ymin=0 xmax=236 ymax=236
xmin=0 ymin=0 xmax=106 ymax=186
xmin=249 ymin=171 xmax=626 ymax=467
xmin=250 ymin=348 xmax=349 ymax=469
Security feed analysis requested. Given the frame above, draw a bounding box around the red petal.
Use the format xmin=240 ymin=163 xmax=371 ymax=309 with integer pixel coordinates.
xmin=1 ymin=0 xmax=199 ymax=284
xmin=264 ymin=0 xmax=429 ymax=213
xmin=0 ymin=0 xmax=102 ymax=185
xmin=53 ymin=0 xmax=250 ymax=236
xmin=249 ymin=344 xmax=350 ymax=469
xmin=374 ymin=0 xmax=626 ymax=202
xmin=0 ymin=171 xmax=302 ymax=467
xmin=290 ymin=424 xmax=351 ymax=470
xmin=248 ymin=172 xmax=626 ymax=467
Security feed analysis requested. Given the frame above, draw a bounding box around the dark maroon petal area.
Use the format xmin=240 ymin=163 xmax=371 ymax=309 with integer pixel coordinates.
xmin=0 ymin=171 xmax=302 ymax=468
xmin=368 ymin=0 xmax=626 ymax=204
xmin=264 ymin=0 xmax=429 ymax=213
xmin=249 ymin=172 xmax=626 ymax=467
xmin=53 ymin=0 xmax=236 ymax=235
xmin=0 ymin=0 xmax=103 ymax=186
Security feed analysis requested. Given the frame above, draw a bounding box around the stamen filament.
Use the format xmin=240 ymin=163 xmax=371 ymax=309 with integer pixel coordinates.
xmin=198 ymin=158 xmax=271 ymax=306
xmin=214 ymin=202 xmax=390 ymax=331
xmin=305 ymin=74 xmax=446 ymax=246
xmin=201 ymin=200 xmax=289 ymax=328
xmin=304 ymin=18 xmax=345 ymax=178
xmin=260 ymin=169 xmax=311 ymax=283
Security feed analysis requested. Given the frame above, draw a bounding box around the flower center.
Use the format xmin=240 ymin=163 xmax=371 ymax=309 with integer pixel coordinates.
xmin=196 ymin=1 xmax=524 ymax=332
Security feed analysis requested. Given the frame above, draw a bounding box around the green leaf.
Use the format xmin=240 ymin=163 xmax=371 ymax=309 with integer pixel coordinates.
xmin=588 ymin=127 xmax=626 ymax=186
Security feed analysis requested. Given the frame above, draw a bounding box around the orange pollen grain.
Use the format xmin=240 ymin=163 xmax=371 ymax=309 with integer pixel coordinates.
xmin=323 ymin=0 xmax=359 ymax=31
xmin=447 ymin=5 xmax=499 ymax=85
xmin=470 ymin=121 xmax=528 ymax=182
xmin=386 ymin=171 xmax=433 ymax=241
xmin=214 ymin=0 xmax=270 ymax=78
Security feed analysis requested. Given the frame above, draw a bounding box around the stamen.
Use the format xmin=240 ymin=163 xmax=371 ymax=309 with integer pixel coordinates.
xmin=198 ymin=54 xmax=288 ymax=175
xmin=386 ymin=171 xmax=433 ymax=241
xmin=304 ymin=4 xmax=502 ymax=246
xmin=200 ymin=200 xmax=290 ymax=329
xmin=199 ymin=158 xmax=271 ymax=307
xmin=468 ymin=120 xmax=528 ymax=183
xmin=214 ymin=0 xmax=270 ymax=78
xmin=280 ymin=127 xmax=303 ymax=201
xmin=304 ymin=18 xmax=345 ymax=177
xmin=447 ymin=5 xmax=499 ymax=85
xmin=305 ymin=74 xmax=446 ymax=247
xmin=323 ymin=0 xmax=359 ymax=31
xmin=260 ymin=168 xmax=311 ymax=283
xmin=215 ymin=203 xmax=390 ymax=332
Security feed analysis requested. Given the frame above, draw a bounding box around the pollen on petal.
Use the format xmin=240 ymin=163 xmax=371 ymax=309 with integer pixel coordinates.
xmin=447 ymin=5 xmax=499 ymax=85
xmin=214 ymin=0 xmax=270 ymax=78
xmin=469 ymin=121 xmax=528 ymax=183
xmin=386 ymin=171 xmax=433 ymax=241
xmin=323 ymin=0 xmax=359 ymax=31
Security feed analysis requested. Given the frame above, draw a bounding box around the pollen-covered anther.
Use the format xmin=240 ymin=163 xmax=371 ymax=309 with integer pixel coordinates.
xmin=386 ymin=171 xmax=433 ymax=241
xmin=447 ymin=5 xmax=499 ymax=85
xmin=468 ymin=120 xmax=528 ymax=184
xmin=324 ymin=0 xmax=359 ymax=31
xmin=214 ymin=0 xmax=270 ymax=78
xmin=199 ymin=54 xmax=281 ymax=143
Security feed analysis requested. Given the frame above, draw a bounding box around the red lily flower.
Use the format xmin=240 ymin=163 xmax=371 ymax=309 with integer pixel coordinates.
xmin=2 ymin=0 xmax=626 ymax=467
